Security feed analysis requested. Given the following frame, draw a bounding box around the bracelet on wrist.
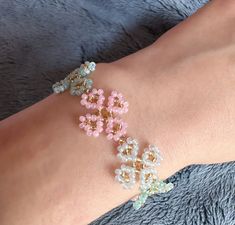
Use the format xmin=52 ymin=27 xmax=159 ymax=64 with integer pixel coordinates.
xmin=52 ymin=61 xmax=174 ymax=210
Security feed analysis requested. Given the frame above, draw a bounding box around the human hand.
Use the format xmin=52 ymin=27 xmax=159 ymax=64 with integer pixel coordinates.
xmin=0 ymin=1 xmax=234 ymax=224
xmin=99 ymin=0 xmax=235 ymax=178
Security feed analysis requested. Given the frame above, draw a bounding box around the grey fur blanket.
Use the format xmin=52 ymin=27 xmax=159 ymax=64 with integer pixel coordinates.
xmin=0 ymin=0 xmax=234 ymax=224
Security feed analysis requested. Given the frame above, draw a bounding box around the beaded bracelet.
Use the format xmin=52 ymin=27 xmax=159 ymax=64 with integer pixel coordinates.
xmin=52 ymin=61 xmax=174 ymax=210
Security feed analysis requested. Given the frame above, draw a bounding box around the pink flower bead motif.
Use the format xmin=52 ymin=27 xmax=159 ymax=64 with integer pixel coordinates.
xmin=79 ymin=114 xmax=103 ymax=137
xmin=81 ymin=88 xmax=105 ymax=110
xmin=79 ymin=88 xmax=129 ymax=141
xmin=106 ymin=117 xmax=128 ymax=141
xmin=107 ymin=91 xmax=129 ymax=114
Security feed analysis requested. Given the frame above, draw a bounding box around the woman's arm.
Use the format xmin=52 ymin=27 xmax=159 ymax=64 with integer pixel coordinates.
xmin=0 ymin=64 xmax=182 ymax=225
xmin=0 ymin=0 xmax=234 ymax=224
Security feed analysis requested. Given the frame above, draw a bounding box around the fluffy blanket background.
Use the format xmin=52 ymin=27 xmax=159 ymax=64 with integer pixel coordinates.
xmin=0 ymin=0 xmax=234 ymax=224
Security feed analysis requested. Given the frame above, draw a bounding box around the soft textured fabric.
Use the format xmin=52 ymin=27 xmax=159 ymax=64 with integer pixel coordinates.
xmin=0 ymin=0 xmax=234 ymax=224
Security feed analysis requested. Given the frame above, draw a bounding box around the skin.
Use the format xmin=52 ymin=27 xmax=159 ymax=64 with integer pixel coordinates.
xmin=0 ymin=0 xmax=234 ymax=224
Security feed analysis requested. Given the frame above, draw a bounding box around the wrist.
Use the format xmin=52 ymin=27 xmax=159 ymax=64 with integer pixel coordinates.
xmin=93 ymin=62 xmax=189 ymax=179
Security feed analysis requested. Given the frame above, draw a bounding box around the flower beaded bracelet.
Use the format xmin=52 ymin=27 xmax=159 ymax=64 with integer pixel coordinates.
xmin=52 ymin=61 xmax=174 ymax=210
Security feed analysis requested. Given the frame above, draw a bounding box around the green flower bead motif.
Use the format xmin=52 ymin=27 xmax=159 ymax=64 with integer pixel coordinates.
xmin=132 ymin=180 xmax=174 ymax=210
xmin=70 ymin=84 xmax=86 ymax=96
xmin=69 ymin=77 xmax=93 ymax=96
xmin=79 ymin=61 xmax=96 ymax=77
xmin=79 ymin=67 xmax=88 ymax=77
xmin=133 ymin=201 xmax=142 ymax=210
xmin=52 ymin=78 xmax=70 ymax=94
xmin=133 ymin=192 xmax=149 ymax=210
xmin=84 ymin=78 xmax=93 ymax=89
xmin=148 ymin=180 xmax=174 ymax=195
xmin=52 ymin=61 xmax=96 ymax=95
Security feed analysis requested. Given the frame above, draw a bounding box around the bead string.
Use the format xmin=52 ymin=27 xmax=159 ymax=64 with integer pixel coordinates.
xmin=52 ymin=61 xmax=174 ymax=210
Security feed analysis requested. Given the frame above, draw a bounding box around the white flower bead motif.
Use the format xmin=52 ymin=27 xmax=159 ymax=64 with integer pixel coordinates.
xmin=142 ymin=144 xmax=163 ymax=167
xmin=115 ymin=165 xmax=136 ymax=189
xmin=140 ymin=167 xmax=158 ymax=191
xmin=117 ymin=137 xmax=139 ymax=162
